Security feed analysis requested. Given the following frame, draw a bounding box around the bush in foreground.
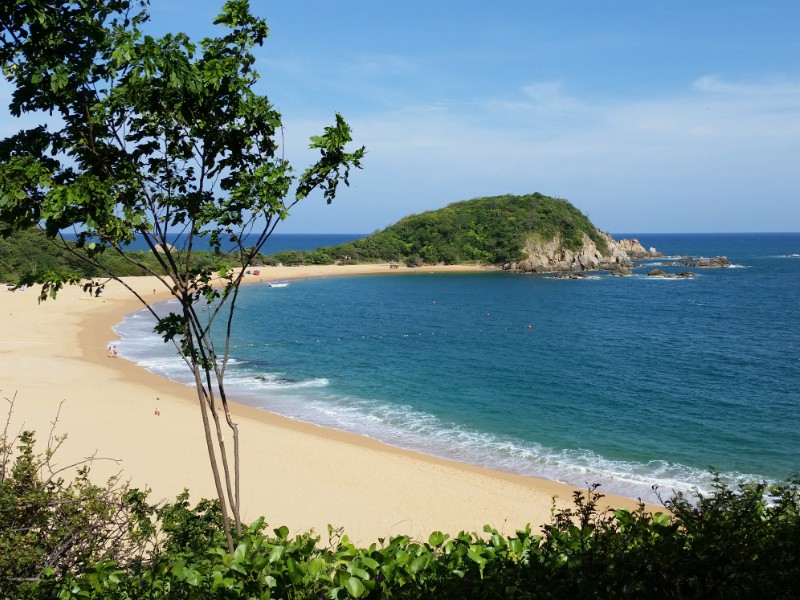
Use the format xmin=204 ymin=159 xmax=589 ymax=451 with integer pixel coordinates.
xmin=3 ymin=428 xmax=799 ymax=598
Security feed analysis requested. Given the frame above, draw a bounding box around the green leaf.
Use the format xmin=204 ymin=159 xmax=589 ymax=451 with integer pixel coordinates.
xmin=344 ymin=575 xmax=366 ymax=598
xmin=653 ymin=512 xmax=672 ymax=526
xmin=234 ymin=542 xmax=248 ymax=562
xmin=410 ymin=554 xmax=430 ymax=573
xmin=268 ymin=544 xmax=285 ymax=563
xmin=274 ymin=525 xmax=289 ymax=539
xmin=185 ymin=569 xmax=201 ymax=586
xmin=428 ymin=530 xmax=446 ymax=547
xmin=307 ymin=557 xmax=327 ymax=576
xmin=360 ymin=556 xmax=380 ymax=571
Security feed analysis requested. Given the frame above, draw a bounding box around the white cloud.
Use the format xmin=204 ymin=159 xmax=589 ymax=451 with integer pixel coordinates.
xmin=278 ymin=76 xmax=800 ymax=233
xmin=521 ymin=80 xmax=581 ymax=111
xmin=3 ymin=68 xmax=796 ymax=234
xmin=693 ymin=75 xmax=800 ymax=98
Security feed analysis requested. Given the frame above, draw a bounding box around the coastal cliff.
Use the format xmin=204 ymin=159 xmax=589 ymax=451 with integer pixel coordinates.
xmin=509 ymin=233 xmax=660 ymax=274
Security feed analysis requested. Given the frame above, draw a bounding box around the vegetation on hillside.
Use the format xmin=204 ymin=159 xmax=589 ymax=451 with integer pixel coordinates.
xmin=2 ymin=195 xmax=612 ymax=279
xmin=0 ymin=228 xmax=97 ymax=283
xmin=3 ymin=414 xmax=799 ymax=599
xmin=0 ymin=228 xmax=247 ymax=284
xmin=308 ymin=194 xmax=610 ymax=266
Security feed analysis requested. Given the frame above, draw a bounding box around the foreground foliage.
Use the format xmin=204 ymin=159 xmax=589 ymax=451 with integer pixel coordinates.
xmin=3 ymin=423 xmax=799 ymax=599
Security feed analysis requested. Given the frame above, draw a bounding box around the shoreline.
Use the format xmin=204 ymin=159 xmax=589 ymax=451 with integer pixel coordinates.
xmin=2 ymin=263 xmax=656 ymax=544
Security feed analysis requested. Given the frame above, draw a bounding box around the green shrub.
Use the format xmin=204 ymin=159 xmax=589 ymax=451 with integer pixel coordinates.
xmin=29 ymin=478 xmax=799 ymax=599
xmin=5 ymin=411 xmax=799 ymax=598
xmin=0 ymin=426 xmax=156 ymax=599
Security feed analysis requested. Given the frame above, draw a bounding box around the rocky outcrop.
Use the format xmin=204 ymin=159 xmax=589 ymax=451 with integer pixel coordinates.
xmin=616 ymin=238 xmax=662 ymax=259
xmin=504 ymin=232 xmax=661 ymax=274
xmin=666 ymin=256 xmax=731 ymax=268
xmin=155 ymin=242 xmax=176 ymax=254
xmin=647 ymin=269 xmax=694 ymax=278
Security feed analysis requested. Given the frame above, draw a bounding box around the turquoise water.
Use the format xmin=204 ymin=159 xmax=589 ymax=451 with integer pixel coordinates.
xmin=115 ymin=233 xmax=800 ymax=502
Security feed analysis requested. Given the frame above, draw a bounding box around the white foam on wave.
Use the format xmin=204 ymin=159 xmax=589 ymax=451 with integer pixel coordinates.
xmin=544 ymin=275 xmax=602 ymax=281
xmin=642 ymin=275 xmax=692 ymax=281
xmin=286 ymin=378 xmax=330 ymax=389
xmin=115 ymin=305 xmax=331 ymax=395
xmin=233 ymin=388 xmax=762 ymax=504
xmin=227 ymin=370 xmax=331 ymax=390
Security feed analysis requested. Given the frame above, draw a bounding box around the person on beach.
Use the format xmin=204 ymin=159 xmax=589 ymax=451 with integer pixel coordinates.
xmin=112 ymin=346 xmax=118 ymax=358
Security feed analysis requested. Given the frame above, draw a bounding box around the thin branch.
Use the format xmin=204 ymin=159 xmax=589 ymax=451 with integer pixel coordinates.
xmin=1 ymin=390 xmax=19 ymax=481
xmin=42 ymin=451 xmax=124 ymax=488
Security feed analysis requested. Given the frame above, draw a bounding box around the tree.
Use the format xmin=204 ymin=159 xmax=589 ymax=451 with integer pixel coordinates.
xmin=1 ymin=395 xmax=157 ymax=597
xmin=0 ymin=0 xmax=364 ymax=551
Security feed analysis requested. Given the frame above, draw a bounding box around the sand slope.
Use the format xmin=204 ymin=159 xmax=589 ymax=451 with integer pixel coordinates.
xmin=1 ymin=265 xmax=651 ymax=544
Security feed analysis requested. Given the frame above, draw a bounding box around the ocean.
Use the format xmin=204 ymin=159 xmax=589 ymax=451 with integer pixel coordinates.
xmin=113 ymin=232 xmax=800 ymax=504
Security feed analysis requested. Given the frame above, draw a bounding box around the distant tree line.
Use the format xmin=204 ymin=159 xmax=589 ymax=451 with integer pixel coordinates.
xmin=0 ymin=228 xmax=248 ymax=284
xmin=1 ymin=195 xmax=611 ymax=282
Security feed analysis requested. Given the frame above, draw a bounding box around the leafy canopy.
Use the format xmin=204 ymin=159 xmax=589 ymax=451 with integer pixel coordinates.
xmin=305 ymin=194 xmax=609 ymax=266
xmin=0 ymin=0 xmax=364 ymax=551
xmin=0 ymin=0 xmax=364 ymax=262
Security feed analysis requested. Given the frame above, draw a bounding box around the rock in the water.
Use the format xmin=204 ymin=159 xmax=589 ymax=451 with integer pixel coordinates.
xmin=666 ymin=256 xmax=731 ymax=268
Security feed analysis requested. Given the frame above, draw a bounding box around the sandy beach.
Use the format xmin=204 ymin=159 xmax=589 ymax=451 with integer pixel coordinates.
xmin=1 ymin=263 xmax=652 ymax=544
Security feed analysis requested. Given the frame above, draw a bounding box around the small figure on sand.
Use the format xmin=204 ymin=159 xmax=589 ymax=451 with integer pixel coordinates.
xmin=112 ymin=345 xmax=118 ymax=358
xmin=155 ymin=398 xmax=160 ymax=416
xmin=107 ymin=344 xmax=113 ymax=357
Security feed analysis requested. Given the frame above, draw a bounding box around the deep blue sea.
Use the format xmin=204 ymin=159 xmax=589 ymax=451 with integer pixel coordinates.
xmin=114 ymin=233 xmax=800 ymax=503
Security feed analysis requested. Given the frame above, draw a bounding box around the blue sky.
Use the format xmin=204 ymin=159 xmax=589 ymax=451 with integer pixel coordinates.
xmin=6 ymin=1 xmax=800 ymax=233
